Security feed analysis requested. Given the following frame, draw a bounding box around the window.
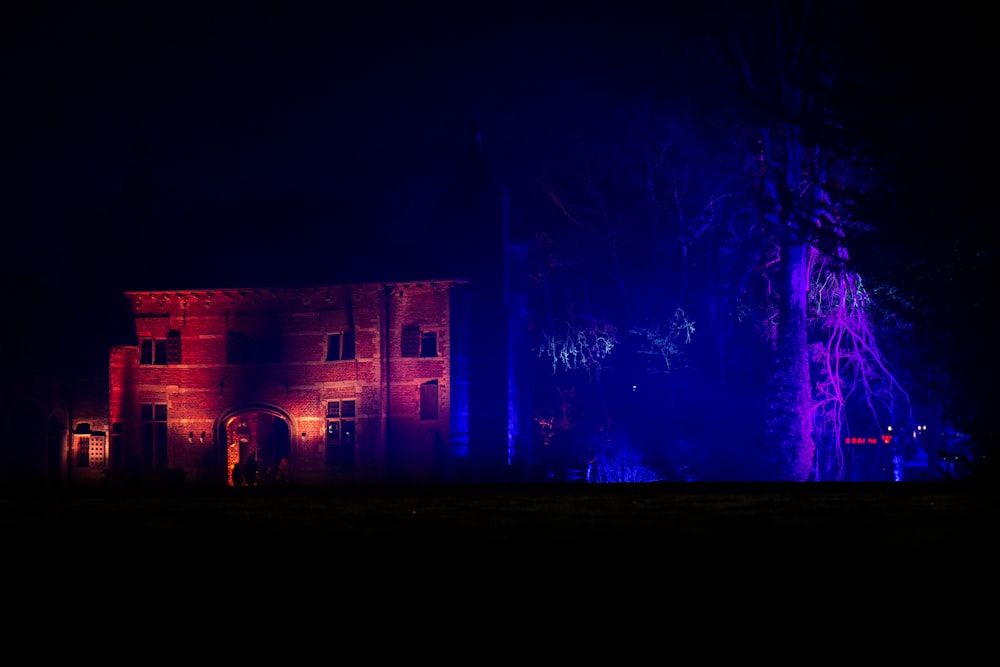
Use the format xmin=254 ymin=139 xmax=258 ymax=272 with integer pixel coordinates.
xmin=401 ymin=326 xmax=420 ymax=357
xmin=166 ymin=330 xmax=181 ymax=364
xmin=402 ymin=326 xmax=437 ymax=358
xmin=326 ymin=332 xmax=356 ymax=361
xmin=140 ymin=330 xmax=182 ymax=365
xmin=325 ymin=399 xmax=356 ymax=467
xmin=140 ymin=339 xmax=166 ymax=365
xmin=420 ymin=380 xmax=439 ymax=420
xmin=140 ymin=403 xmax=168 ymax=470
xmin=226 ymin=330 xmax=242 ymax=363
xmin=227 ymin=330 xmax=281 ymax=364
xmin=421 ymin=331 xmax=438 ymax=357
xmin=76 ymin=437 xmax=90 ymax=467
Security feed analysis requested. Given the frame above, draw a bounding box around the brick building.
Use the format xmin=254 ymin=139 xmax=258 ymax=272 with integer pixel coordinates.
xmin=2 ymin=128 xmax=536 ymax=488
xmin=71 ymin=280 xmax=472 ymax=485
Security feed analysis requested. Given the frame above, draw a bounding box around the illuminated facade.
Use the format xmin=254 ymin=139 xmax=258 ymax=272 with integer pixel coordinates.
xmin=1 ymin=130 xmax=537 ymax=487
xmin=95 ymin=280 xmax=472 ymax=485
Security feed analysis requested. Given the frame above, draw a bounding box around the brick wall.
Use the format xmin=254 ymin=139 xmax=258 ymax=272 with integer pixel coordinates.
xmin=107 ymin=281 xmax=463 ymax=485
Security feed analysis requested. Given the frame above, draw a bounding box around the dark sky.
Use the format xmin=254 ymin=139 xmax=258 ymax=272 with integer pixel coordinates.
xmin=1 ymin=2 xmax=991 ymax=290
xmin=3 ymin=3 xmax=690 ymax=287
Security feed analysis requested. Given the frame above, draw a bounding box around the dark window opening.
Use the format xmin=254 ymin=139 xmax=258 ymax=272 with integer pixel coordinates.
xmin=420 ymin=331 xmax=438 ymax=357
xmin=227 ymin=330 xmax=281 ymax=364
xmin=403 ymin=327 xmax=437 ymax=358
xmin=140 ymin=339 xmax=163 ymax=365
xmin=326 ymin=331 xmax=356 ymax=361
xmin=140 ymin=332 xmax=180 ymax=365
xmin=226 ymin=331 xmax=242 ymax=364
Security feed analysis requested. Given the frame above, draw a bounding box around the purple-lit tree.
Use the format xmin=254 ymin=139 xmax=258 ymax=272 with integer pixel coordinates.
xmin=808 ymin=252 xmax=913 ymax=480
xmin=529 ymin=2 xmax=917 ymax=481
xmin=716 ymin=0 xmax=913 ymax=480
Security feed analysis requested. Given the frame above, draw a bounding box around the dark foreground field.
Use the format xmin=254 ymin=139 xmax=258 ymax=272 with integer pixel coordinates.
xmin=5 ymin=480 xmax=999 ymax=619
xmin=7 ymin=481 xmax=995 ymax=647
xmin=4 ymin=481 xmax=997 ymax=554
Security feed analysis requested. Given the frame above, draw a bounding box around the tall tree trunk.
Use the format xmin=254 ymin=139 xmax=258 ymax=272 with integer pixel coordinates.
xmin=771 ymin=241 xmax=815 ymax=480
xmin=766 ymin=125 xmax=816 ymax=480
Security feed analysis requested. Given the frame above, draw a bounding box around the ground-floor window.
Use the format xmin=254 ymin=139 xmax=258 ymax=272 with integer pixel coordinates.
xmin=325 ymin=399 xmax=356 ymax=467
xmin=75 ymin=436 xmax=90 ymax=467
xmin=140 ymin=403 xmax=168 ymax=469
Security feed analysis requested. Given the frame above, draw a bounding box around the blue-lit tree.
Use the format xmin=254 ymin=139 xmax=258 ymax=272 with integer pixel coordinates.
xmin=529 ymin=1 xmax=917 ymax=481
xmin=530 ymin=101 xmax=755 ymax=481
xmin=696 ymin=0 xmax=915 ymax=480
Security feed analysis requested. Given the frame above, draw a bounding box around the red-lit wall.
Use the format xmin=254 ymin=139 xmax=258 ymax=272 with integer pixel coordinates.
xmin=107 ymin=281 xmax=461 ymax=485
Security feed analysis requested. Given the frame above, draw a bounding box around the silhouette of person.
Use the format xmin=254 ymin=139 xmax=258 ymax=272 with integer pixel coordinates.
xmin=244 ymin=452 xmax=258 ymax=486
xmin=231 ymin=461 xmax=244 ymax=487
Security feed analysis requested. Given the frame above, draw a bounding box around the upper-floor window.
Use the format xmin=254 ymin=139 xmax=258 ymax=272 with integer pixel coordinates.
xmin=227 ymin=330 xmax=281 ymax=364
xmin=140 ymin=330 xmax=182 ymax=365
xmin=326 ymin=332 xmax=356 ymax=361
xmin=402 ymin=326 xmax=438 ymax=358
xmin=421 ymin=331 xmax=438 ymax=357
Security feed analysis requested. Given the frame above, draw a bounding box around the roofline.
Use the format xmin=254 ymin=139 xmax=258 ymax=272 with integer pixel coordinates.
xmin=123 ymin=278 xmax=470 ymax=299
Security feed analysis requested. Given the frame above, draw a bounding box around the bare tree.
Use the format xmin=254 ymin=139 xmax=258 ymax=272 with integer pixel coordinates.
xmin=528 ymin=100 xmax=747 ymax=479
xmin=528 ymin=1 xmax=916 ymax=481
xmin=714 ymin=0 xmax=911 ymax=479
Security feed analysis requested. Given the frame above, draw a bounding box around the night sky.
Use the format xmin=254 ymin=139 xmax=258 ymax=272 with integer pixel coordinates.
xmin=2 ymin=3 xmax=993 ymax=324
xmin=0 ymin=1 xmax=996 ymax=473
xmin=3 ymin=3 xmax=699 ymax=287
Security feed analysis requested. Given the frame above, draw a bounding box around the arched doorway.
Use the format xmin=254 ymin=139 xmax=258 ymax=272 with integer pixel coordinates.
xmin=220 ymin=406 xmax=292 ymax=486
